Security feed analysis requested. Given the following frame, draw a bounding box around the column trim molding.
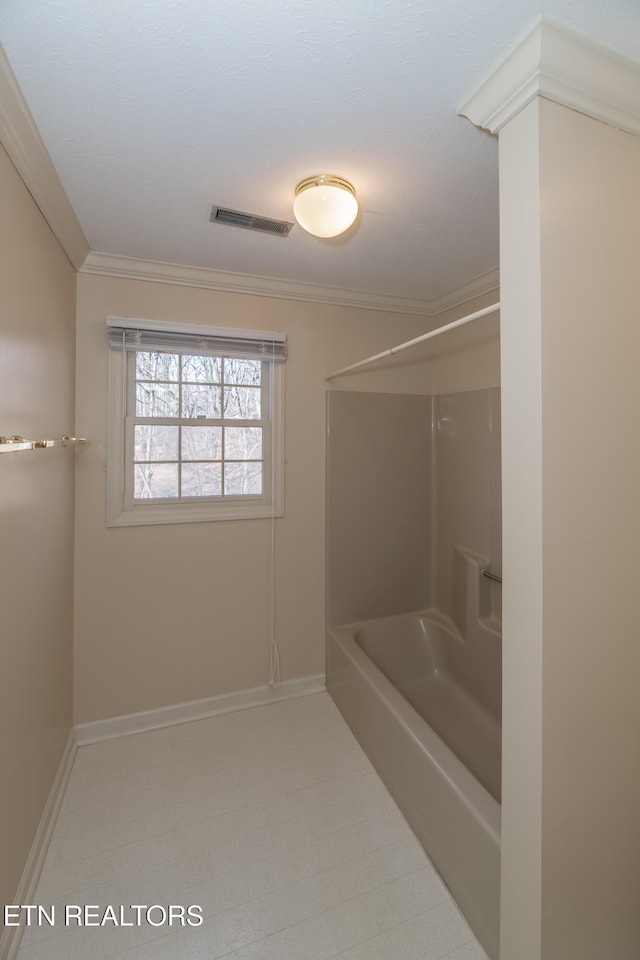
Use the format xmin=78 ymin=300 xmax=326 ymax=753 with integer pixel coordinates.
xmin=458 ymin=18 xmax=640 ymax=137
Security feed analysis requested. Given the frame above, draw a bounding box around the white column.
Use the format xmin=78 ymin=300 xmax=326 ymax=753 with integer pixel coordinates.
xmin=498 ymin=97 xmax=544 ymax=960
xmin=460 ymin=21 xmax=640 ymax=960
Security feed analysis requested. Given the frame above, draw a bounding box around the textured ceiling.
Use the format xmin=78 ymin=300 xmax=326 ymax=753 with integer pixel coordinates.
xmin=1 ymin=0 xmax=639 ymax=303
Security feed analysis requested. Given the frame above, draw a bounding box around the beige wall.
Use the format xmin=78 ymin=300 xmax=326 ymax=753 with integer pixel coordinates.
xmin=333 ymin=291 xmax=500 ymax=397
xmin=423 ymin=307 xmax=500 ymax=396
xmin=74 ymin=274 xmax=446 ymax=723
xmin=0 ymin=146 xmax=76 ymax=912
xmin=500 ymin=98 xmax=640 ymax=959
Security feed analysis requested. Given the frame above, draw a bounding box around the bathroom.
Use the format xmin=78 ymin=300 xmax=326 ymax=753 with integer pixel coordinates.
xmin=2 ymin=6 xmax=640 ymax=960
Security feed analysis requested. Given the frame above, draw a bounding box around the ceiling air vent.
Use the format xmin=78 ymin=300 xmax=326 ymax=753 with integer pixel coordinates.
xmin=210 ymin=206 xmax=293 ymax=237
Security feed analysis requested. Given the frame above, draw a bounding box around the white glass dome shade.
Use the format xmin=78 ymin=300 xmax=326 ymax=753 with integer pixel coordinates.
xmin=293 ymin=175 xmax=358 ymax=238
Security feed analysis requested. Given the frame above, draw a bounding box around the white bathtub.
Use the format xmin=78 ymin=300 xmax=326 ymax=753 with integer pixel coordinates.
xmin=327 ymin=611 xmax=501 ymax=959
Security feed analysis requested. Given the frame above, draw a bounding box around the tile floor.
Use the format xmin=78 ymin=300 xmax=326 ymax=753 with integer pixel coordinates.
xmin=17 ymin=692 xmax=489 ymax=960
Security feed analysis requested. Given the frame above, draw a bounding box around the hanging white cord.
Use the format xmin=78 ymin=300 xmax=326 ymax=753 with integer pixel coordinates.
xmin=268 ymin=339 xmax=281 ymax=687
xmin=121 ymin=329 xmax=127 ymax=495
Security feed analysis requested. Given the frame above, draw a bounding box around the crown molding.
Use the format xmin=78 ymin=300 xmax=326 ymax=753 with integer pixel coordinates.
xmin=80 ymin=250 xmax=499 ymax=317
xmin=0 ymin=45 xmax=89 ymax=269
xmin=458 ymin=18 xmax=640 ymax=137
xmin=79 ymin=251 xmax=434 ymax=315
xmin=428 ymin=266 xmax=500 ymax=316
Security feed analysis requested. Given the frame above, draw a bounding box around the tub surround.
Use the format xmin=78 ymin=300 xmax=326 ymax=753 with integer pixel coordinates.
xmin=326 ymin=387 xmax=500 ymax=628
xmin=325 ymin=390 xmax=433 ymax=627
xmin=326 ymin=386 xmax=502 ymax=957
xmin=434 ymin=389 xmax=502 ymax=630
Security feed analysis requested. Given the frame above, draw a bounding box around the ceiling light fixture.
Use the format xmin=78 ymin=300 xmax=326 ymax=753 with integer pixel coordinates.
xmin=293 ymin=175 xmax=358 ymax=238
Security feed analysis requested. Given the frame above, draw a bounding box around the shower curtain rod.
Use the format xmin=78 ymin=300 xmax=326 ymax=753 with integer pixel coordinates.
xmin=325 ymin=301 xmax=500 ymax=380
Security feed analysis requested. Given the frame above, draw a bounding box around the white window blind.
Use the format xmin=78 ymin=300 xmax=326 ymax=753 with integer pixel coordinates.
xmin=106 ymin=316 xmax=287 ymax=362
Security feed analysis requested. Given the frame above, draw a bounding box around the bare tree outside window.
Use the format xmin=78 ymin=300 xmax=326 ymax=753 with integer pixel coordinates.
xmin=132 ymin=352 xmax=266 ymax=500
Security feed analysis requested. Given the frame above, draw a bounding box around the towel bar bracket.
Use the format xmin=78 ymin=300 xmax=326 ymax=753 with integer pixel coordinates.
xmin=0 ymin=436 xmax=88 ymax=455
xmin=481 ymin=569 xmax=502 ymax=584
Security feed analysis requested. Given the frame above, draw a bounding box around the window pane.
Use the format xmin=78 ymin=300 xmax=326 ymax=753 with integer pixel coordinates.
xmin=182 ymin=463 xmax=222 ymax=498
xmin=223 ymin=358 xmax=261 ymax=386
xmin=134 ymin=463 xmax=179 ymax=499
xmin=225 ymin=427 xmax=262 ymax=460
xmin=182 ymin=354 xmax=221 ymax=383
xmin=136 ymin=382 xmax=180 ymax=417
xmin=181 ymin=426 xmax=222 ymax=461
xmin=135 ymin=352 xmax=179 ymax=381
xmin=224 ymin=461 xmax=263 ymax=496
xmin=223 ymin=385 xmax=261 ymax=419
xmin=134 ymin=425 xmax=178 ymax=461
xmin=182 ymin=384 xmax=222 ymax=418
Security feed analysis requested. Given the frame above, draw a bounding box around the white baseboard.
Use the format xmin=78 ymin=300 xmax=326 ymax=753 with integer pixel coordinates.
xmin=74 ymin=674 xmax=327 ymax=745
xmin=0 ymin=729 xmax=77 ymax=960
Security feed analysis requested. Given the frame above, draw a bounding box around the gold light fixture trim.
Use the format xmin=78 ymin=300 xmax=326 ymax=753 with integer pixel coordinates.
xmin=295 ymin=175 xmax=356 ymax=197
xmin=293 ymin=174 xmax=358 ymax=238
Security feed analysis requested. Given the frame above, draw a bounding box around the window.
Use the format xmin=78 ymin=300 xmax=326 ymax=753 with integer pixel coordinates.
xmin=107 ymin=317 xmax=285 ymax=526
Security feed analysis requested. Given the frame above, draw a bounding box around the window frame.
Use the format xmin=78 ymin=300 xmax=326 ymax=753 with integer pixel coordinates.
xmin=107 ymin=344 xmax=285 ymax=527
